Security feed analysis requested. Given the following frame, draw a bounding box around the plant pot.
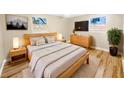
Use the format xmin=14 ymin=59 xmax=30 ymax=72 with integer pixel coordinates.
xmin=109 ymin=47 xmax=118 ymax=56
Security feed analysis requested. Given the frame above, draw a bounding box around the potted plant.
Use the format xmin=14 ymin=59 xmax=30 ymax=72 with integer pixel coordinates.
xmin=107 ymin=28 xmax=122 ymax=56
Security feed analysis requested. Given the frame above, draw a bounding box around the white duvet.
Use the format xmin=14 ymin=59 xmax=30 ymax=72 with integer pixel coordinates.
xmin=28 ymin=42 xmax=87 ymax=78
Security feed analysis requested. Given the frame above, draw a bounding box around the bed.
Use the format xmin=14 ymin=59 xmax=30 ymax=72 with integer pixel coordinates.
xmin=23 ymin=32 xmax=89 ymax=78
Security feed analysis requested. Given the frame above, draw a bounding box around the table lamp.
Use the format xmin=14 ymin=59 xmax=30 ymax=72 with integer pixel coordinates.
xmin=13 ymin=37 xmax=20 ymax=49
xmin=58 ymin=33 xmax=62 ymax=40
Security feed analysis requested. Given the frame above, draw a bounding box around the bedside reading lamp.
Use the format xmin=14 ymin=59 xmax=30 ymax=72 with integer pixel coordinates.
xmin=58 ymin=33 xmax=63 ymax=40
xmin=13 ymin=37 xmax=20 ymax=49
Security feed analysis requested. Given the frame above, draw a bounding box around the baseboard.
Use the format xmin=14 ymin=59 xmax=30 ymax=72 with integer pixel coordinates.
xmin=91 ymin=46 xmax=109 ymax=52
xmin=91 ymin=46 xmax=122 ymax=55
xmin=0 ymin=59 xmax=7 ymax=77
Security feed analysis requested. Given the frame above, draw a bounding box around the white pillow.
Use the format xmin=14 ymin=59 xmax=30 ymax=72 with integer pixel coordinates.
xmin=36 ymin=37 xmax=46 ymax=46
xmin=46 ymin=36 xmax=56 ymax=43
xmin=30 ymin=37 xmax=44 ymax=46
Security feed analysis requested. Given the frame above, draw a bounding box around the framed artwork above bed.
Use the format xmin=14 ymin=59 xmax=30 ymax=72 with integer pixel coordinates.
xmin=31 ymin=17 xmax=47 ymax=32
xmin=32 ymin=17 xmax=47 ymax=25
xmin=6 ymin=15 xmax=28 ymax=30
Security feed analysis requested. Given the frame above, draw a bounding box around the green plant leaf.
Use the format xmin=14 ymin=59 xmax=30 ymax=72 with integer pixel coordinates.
xmin=107 ymin=27 xmax=122 ymax=45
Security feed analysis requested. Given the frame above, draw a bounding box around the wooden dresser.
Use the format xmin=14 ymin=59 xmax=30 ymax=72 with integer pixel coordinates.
xmin=70 ymin=34 xmax=91 ymax=48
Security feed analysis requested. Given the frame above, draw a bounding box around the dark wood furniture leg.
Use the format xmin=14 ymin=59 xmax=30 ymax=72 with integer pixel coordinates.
xmin=87 ymin=58 xmax=89 ymax=64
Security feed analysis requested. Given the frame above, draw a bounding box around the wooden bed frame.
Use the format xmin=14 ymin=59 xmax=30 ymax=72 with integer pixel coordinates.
xmin=23 ymin=32 xmax=89 ymax=78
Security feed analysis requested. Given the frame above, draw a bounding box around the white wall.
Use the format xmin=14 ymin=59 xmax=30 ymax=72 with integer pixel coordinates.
xmin=0 ymin=14 xmax=68 ymax=60
xmin=122 ymin=15 xmax=124 ymax=71
xmin=0 ymin=15 xmax=4 ymax=63
xmin=0 ymin=14 xmax=123 ymax=61
xmin=68 ymin=14 xmax=123 ymax=53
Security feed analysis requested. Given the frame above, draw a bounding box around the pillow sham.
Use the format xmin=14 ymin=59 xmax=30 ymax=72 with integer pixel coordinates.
xmin=30 ymin=37 xmax=41 ymax=46
xmin=45 ymin=36 xmax=56 ymax=43
xmin=36 ymin=37 xmax=46 ymax=46
xmin=30 ymin=37 xmax=45 ymax=46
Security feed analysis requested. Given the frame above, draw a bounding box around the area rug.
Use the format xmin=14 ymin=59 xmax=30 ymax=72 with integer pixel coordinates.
xmin=72 ymin=56 xmax=101 ymax=78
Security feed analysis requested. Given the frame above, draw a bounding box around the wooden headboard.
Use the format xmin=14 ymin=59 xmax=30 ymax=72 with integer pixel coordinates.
xmin=23 ymin=32 xmax=57 ymax=46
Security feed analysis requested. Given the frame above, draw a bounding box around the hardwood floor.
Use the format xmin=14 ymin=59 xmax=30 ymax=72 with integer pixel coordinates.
xmin=89 ymin=49 xmax=123 ymax=78
xmin=2 ymin=61 xmax=29 ymax=78
xmin=1 ymin=49 xmax=123 ymax=78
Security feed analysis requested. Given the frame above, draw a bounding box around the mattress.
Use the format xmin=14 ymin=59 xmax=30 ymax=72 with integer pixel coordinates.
xmin=27 ymin=42 xmax=87 ymax=78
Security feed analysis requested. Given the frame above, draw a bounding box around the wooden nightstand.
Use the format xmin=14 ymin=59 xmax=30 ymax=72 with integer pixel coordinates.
xmin=9 ymin=47 xmax=27 ymax=63
xmin=57 ymin=39 xmax=66 ymax=43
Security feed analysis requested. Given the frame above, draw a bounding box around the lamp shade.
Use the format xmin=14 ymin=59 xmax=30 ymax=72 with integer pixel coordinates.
xmin=58 ymin=33 xmax=62 ymax=40
xmin=13 ymin=37 xmax=19 ymax=49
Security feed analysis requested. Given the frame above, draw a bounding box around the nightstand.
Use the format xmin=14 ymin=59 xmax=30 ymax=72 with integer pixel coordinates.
xmin=57 ymin=39 xmax=66 ymax=43
xmin=9 ymin=47 xmax=27 ymax=63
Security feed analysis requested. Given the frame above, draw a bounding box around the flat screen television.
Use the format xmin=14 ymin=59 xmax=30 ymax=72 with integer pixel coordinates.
xmin=75 ymin=21 xmax=89 ymax=31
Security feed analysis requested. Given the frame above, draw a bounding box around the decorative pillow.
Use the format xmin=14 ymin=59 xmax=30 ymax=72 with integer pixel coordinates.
xmin=45 ymin=36 xmax=56 ymax=43
xmin=36 ymin=37 xmax=46 ymax=46
xmin=30 ymin=37 xmax=45 ymax=46
xmin=30 ymin=37 xmax=41 ymax=46
xmin=43 ymin=37 xmax=48 ymax=43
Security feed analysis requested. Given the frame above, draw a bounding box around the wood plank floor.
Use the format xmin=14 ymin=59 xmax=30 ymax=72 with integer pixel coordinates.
xmin=89 ymin=49 xmax=123 ymax=78
xmin=1 ymin=48 xmax=123 ymax=78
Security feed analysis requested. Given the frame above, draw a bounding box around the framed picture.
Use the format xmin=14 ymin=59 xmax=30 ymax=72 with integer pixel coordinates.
xmin=32 ymin=17 xmax=47 ymax=32
xmin=32 ymin=17 xmax=47 ymax=25
xmin=6 ymin=15 xmax=28 ymax=30
xmin=89 ymin=16 xmax=106 ymax=31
